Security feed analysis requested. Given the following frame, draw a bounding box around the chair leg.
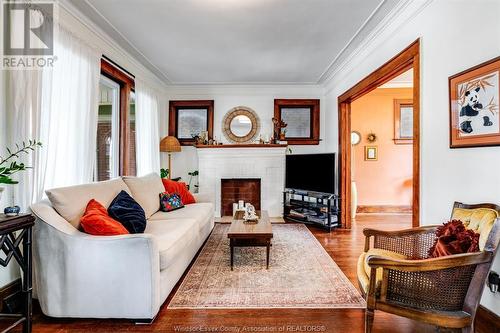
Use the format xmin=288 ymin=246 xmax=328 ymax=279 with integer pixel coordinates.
xmin=365 ymin=309 xmax=374 ymax=333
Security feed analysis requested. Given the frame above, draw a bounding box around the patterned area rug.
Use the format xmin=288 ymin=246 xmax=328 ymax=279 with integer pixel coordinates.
xmin=168 ymin=224 xmax=366 ymax=309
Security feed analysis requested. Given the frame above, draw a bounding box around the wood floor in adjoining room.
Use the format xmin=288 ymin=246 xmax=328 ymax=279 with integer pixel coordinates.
xmin=14 ymin=214 xmax=438 ymax=333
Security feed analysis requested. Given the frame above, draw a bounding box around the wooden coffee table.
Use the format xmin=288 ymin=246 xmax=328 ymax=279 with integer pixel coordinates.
xmin=227 ymin=210 xmax=273 ymax=270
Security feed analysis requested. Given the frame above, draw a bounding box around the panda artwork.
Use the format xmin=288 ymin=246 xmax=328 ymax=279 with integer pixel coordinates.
xmin=459 ymin=86 xmax=494 ymax=134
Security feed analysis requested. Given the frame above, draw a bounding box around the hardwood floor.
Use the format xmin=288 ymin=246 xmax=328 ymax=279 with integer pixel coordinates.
xmin=6 ymin=214 xmax=440 ymax=332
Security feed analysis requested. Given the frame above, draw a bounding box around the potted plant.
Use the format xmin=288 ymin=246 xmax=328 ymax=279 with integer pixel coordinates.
xmin=0 ymin=140 xmax=42 ymax=205
xmin=280 ymin=129 xmax=287 ymax=141
xmin=187 ymin=170 xmax=199 ymax=192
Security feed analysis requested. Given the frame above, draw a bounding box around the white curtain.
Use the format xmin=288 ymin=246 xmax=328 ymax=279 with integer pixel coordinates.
xmin=8 ymin=26 xmax=100 ymax=209
xmin=135 ymin=79 xmax=161 ymax=176
xmin=7 ymin=70 xmax=43 ymax=209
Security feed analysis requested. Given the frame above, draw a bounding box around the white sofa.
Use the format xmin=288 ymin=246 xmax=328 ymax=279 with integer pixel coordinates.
xmin=30 ymin=173 xmax=214 ymax=321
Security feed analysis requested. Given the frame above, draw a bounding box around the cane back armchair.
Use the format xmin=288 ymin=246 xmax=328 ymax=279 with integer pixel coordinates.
xmin=357 ymin=202 xmax=500 ymax=333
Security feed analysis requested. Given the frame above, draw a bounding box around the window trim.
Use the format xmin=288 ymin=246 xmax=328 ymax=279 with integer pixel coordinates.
xmin=168 ymin=100 xmax=214 ymax=146
xmin=274 ymin=99 xmax=320 ymax=145
xmin=393 ymin=99 xmax=413 ymax=145
xmin=100 ymin=58 xmax=135 ymax=176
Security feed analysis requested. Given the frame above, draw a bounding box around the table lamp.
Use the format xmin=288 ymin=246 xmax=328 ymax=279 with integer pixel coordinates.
xmin=159 ymin=136 xmax=181 ymax=179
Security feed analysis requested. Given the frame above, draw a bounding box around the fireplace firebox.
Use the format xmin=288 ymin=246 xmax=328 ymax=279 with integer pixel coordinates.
xmin=221 ymin=179 xmax=261 ymax=217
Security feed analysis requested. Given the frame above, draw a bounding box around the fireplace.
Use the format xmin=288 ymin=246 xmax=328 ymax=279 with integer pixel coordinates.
xmin=221 ymin=179 xmax=261 ymax=216
xmin=196 ymin=146 xmax=286 ymax=218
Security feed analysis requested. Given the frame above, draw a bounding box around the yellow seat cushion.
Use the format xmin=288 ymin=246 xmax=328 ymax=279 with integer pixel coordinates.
xmin=357 ymin=248 xmax=407 ymax=293
xmin=452 ymin=207 xmax=498 ymax=250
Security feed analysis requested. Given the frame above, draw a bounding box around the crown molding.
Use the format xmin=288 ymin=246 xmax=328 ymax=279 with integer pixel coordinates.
xmin=165 ymin=84 xmax=325 ymax=97
xmin=319 ymin=0 xmax=433 ymax=87
xmin=61 ymin=0 xmax=171 ymax=85
xmin=61 ymin=0 xmax=430 ymax=87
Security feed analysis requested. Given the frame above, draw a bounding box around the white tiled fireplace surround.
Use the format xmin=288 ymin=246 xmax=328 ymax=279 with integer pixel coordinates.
xmin=197 ymin=147 xmax=286 ymax=218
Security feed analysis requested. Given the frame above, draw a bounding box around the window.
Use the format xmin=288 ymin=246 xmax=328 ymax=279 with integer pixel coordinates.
xmin=169 ymin=100 xmax=214 ymax=145
xmin=129 ymin=91 xmax=136 ymax=175
xmin=96 ymin=58 xmax=136 ymax=181
xmin=96 ymin=76 xmax=120 ymax=181
xmin=274 ymin=99 xmax=320 ymax=145
xmin=393 ymin=99 xmax=413 ymax=144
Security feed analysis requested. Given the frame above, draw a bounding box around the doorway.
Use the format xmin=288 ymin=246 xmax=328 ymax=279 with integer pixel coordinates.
xmin=338 ymin=40 xmax=420 ymax=228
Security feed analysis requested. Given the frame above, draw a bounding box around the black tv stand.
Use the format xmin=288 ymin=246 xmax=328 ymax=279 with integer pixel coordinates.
xmin=283 ymin=189 xmax=340 ymax=231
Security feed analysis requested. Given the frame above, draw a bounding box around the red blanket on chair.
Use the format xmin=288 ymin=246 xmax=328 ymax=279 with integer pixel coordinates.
xmin=428 ymin=220 xmax=480 ymax=258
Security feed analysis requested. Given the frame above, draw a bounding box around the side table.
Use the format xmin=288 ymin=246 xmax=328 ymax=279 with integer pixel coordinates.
xmin=0 ymin=214 xmax=35 ymax=333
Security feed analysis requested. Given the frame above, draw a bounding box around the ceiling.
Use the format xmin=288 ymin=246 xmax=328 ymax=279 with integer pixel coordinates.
xmin=379 ymin=68 xmax=413 ymax=88
xmin=70 ymin=0 xmax=400 ymax=85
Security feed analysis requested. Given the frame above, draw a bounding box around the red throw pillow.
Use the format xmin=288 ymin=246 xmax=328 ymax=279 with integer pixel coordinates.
xmin=161 ymin=179 xmax=196 ymax=205
xmin=428 ymin=220 xmax=480 ymax=258
xmin=80 ymin=199 xmax=129 ymax=236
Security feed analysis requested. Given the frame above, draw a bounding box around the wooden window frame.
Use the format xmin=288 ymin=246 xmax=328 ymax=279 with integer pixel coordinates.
xmin=168 ymin=100 xmax=214 ymax=146
xmin=100 ymin=58 xmax=135 ymax=176
xmin=393 ymin=99 xmax=413 ymax=144
xmin=274 ymin=99 xmax=320 ymax=145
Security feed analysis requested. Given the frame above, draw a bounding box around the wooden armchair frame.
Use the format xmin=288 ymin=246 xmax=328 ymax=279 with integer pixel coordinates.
xmin=361 ymin=202 xmax=500 ymax=333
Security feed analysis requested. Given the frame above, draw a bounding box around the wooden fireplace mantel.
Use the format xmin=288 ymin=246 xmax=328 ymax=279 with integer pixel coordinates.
xmin=195 ymin=144 xmax=287 ymax=149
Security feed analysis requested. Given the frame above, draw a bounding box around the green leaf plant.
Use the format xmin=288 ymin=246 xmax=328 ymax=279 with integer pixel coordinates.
xmin=0 ymin=140 xmax=42 ymax=185
xmin=187 ymin=170 xmax=199 ymax=191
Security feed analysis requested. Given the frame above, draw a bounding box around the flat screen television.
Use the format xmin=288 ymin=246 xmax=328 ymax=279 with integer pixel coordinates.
xmin=285 ymin=153 xmax=335 ymax=194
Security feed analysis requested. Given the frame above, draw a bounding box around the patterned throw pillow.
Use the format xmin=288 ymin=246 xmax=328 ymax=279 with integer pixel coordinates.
xmin=160 ymin=192 xmax=184 ymax=212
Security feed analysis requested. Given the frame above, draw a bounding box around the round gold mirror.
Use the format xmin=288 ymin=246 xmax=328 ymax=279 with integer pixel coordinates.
xmin=223 ymin=106 xmax=260 ymax=143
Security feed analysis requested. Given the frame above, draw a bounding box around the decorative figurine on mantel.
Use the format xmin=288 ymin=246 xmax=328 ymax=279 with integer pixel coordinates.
xmin=272 ymin=117 xmax=287 ymax=143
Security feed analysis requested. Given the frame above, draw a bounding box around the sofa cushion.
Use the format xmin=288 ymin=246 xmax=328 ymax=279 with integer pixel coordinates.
xmin=123 ymin=173 xmax=165 ymax=218
xmin=149 ymin=203 xmax=213 ymax=227
xmin=108 ymin=191 xmax=147 ymax=234
xmin=452 ymin=207 xmax=498 ymax=250
xmin=80 ymin=199 xmax=129 ymax=236
xmin=46 ymin=178 xmax=131 ymax=229
xmin=358 ymin=248 xmax=407 ymax=293
xmin=145 ymin=218 xmax=200 ymax=270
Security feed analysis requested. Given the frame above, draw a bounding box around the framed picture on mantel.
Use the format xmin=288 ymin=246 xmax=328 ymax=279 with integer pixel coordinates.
xmin=449 ymin=56 xmax=500 ymax=148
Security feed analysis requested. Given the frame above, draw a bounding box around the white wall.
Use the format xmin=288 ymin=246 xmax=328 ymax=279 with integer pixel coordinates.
xmin=323 ymin=0 xmax=500 ymax=314
xmin=161 ymin=85 xmax=327 ymax=182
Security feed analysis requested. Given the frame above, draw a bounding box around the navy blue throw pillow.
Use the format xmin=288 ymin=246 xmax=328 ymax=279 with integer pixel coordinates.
xmin=108 ymin=190 xmax=146 ymax=234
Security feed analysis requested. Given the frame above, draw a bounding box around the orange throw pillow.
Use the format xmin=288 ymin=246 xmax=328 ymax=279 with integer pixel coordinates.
xmin=161 ymin=179 xmax=196 ymax=205
xmin=80 ymin=199 xmax=129 ymax=236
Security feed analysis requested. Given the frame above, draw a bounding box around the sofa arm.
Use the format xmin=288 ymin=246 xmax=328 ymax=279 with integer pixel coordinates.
xmin=32 ymin=204 xmax=161 ymax=319
xmin=193 ymin=192 xmax=214 ymax=204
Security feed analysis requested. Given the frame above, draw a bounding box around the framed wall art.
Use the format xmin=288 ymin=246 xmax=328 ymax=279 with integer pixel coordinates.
xmin=364 ymin=146 xmax=378 ymax=161
xmin=449 ymin=56 xmax=500 ymax=148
